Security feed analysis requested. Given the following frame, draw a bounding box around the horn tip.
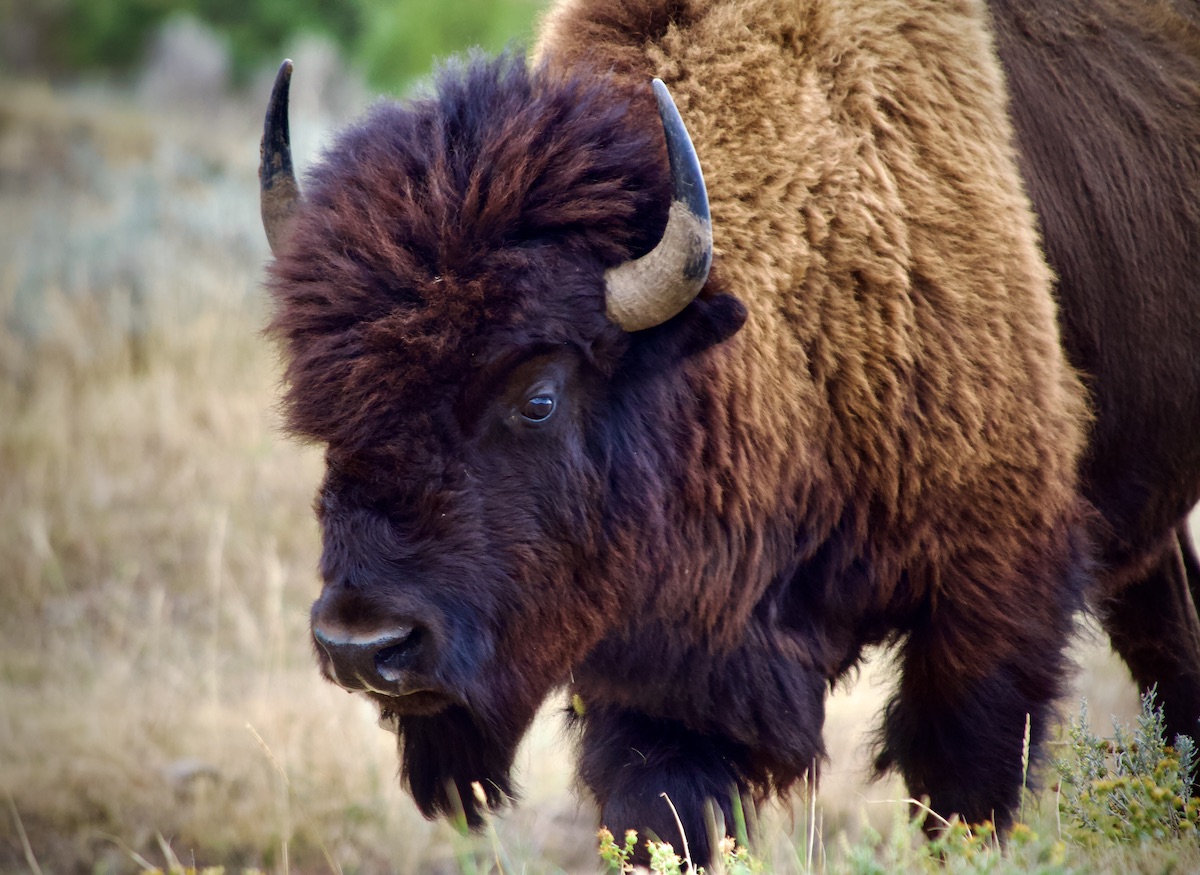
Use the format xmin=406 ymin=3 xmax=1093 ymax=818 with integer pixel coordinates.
xmin=263 ymin=59 xmax=295 ymax=164
xmin=261 ymin=58 xmax=300 ymax=254
xmin=272 ymin=59 xmax=294 ymax=97
xmin=649 ymin=79 xmax=709 ymax=225
xmin=649 ymin=78 xmax=673 ymax=113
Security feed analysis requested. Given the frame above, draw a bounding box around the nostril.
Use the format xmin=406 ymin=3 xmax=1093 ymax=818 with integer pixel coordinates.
xmin=311 ymin=623 xmax=424 ymax=692
xmin=375 ymin=627 xmax=422 ymax=682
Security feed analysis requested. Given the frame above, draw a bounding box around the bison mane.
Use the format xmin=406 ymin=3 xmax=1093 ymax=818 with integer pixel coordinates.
xmin=267 ymin=55 xmax=672 ymax=455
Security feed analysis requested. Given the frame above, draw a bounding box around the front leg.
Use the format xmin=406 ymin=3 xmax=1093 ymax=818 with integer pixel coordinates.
xmin=875 ymin=642 xmax=1059 ymax=832
xmin=874 ymin=529 xmax=1088 ymax=832
xmin=573 ymin=703 xmax=759 ymax=868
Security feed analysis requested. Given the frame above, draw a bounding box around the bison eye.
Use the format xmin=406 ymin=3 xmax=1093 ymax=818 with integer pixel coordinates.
xmin=520 ymin=394 xmax=556 ymax=423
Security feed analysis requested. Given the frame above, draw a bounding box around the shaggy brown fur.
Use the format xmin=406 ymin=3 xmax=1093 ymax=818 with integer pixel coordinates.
xmin=264 ymin=0 xmax=1196 ymax=866
xmin=535 ymin=0 xmax=1093 ymax=845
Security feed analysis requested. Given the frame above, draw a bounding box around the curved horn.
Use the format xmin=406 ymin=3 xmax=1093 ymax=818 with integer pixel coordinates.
xmin=260 ymin=59 xmax=302 ymax=255
xmin=604 ymin=79 xmax=712 ymax=332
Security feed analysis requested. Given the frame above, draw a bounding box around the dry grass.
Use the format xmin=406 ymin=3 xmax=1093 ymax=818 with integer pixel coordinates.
xmin=0 ymin=75 xmax=1163 ymax=874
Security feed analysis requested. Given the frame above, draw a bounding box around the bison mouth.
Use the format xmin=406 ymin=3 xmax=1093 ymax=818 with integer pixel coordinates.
xmin=373 ymin=690 xmax=453 ymax=731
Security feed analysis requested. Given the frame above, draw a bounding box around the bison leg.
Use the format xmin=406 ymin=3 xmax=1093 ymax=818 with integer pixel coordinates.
xmin=1182 ymin=522 xmax=1200 ymax=639
xmin=574 ymin=703 xmax=755 ymax=868
xmin=1100 ymin=527 xmax=1200 ymax=742
xmin=875 ymin=537 xmax=1088 ymax=833
xmin=875 ymin=639 xmax=1070 ymax=832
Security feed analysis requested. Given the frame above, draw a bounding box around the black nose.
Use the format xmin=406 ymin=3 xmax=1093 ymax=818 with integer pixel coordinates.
xmin=312 ymin=623 xmax=424 ymax=694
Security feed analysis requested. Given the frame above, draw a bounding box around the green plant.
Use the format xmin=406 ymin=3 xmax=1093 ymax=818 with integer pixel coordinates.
xmin=598 ymin=828 xmax=763 ymax=875
xmin=2 ymin=0 xmax=545 ymax=92
xmin=1055 ymin=688 xmax=1200 ymax=845
xmin=6 ymin=0 xmax=361 ymax=81
xmin=597 ymin=828 xmax=639 ymax=873
xmin=355 ymin=0 xmax=544 ymax=93
xmin=837 ymin=803 xmax=1066 ymax=875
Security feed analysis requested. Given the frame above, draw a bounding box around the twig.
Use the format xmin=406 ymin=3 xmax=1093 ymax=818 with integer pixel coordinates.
xmin=6 ymin=793 xmax=44 ymax=875
xmin=865 ymin=796 xmax=957 ymax=831
xmin=1020 ymin=712 xmax=1032 ymax=824
xmin=807 ymin=766 xmax=818 ymax=872
xmin=660 ymin=792 xmax=693 ymax=872
xmin=246 ymin=723 xmax=343 ymax=875
xmin=246 ymin=722 xmax=291 ymax=787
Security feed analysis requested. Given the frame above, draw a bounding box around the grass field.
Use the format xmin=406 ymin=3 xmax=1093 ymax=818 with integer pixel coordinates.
xmin=0 ymin=73 xmax=1193 ymax=875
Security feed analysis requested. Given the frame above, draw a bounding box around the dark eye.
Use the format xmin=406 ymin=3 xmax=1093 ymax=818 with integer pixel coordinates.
xmin=520 ymin=394 xmax=555 ymax=423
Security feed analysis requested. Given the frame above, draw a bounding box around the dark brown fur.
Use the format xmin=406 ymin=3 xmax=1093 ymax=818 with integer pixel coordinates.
xmin=989 ymin=0 xmax=1200 ymax=738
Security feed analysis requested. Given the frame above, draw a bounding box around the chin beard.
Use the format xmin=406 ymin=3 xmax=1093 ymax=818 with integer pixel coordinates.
xmin=393 ymin=704 xmax=520 ymax=828
xmin=385 ymin=674 xmax=549 ymax=830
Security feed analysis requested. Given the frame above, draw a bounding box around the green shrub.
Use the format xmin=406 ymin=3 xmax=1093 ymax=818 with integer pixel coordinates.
xmin=6 ymin=0 xmax=358 ymax=79
xmin=356 ymin=0 xmax=544 ymax=93
xmin=181 ymin=0 xmax=362 ymax=81
xmin=39 ymin=0 xmax=171 ymax=75
xmin=1055 ymin=688 xmax=1200 ymax=845
xmin=598 ymin=827 xmax=763 ymax=875
xmin=3 ymin=0 xmax=544 ymax=92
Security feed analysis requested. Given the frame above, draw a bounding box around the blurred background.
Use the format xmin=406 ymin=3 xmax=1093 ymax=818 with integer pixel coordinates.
xmin=0 ymin=2 xmax=1151 ymax=873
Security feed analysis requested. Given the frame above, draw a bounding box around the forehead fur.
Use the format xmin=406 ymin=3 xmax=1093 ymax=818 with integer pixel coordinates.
xmin=267 ymin=54 xmax=670 ymax=450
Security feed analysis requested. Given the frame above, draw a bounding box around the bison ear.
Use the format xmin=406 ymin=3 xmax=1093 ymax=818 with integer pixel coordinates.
xmin=631 ymin=288 xmax=746 ymax=364
xmin=674 ymin=291 xmax=747 ymax=357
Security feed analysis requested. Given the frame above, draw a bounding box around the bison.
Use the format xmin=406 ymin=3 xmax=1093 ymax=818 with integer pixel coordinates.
xmin=260 ymin=0 xmax=1200 ymax=864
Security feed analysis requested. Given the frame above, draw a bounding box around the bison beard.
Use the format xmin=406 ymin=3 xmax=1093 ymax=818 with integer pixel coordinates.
xmin=262 ymin=0 xmax=1200 ymax=868
xmin=397 ymin=707 xmax=518 ymax=828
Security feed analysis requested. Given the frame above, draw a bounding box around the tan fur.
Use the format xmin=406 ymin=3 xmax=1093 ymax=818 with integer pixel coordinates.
xmin=537 ymin=0 xmax=1090 ymax=675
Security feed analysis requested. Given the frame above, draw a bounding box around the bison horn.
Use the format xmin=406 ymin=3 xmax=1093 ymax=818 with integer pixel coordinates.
xmin=260 ymin=59 xmax=302 ymax=255
xmin=604 ymin=79 xmax=713 ymax=332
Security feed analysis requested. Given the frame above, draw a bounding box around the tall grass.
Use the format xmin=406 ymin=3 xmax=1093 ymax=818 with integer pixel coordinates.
xmin=0 ymin=74 xmax=1164 ymax=874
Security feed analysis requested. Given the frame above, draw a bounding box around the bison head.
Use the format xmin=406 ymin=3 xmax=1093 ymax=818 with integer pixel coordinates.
xmin=262 ymin=55 xmax=747 ymax=826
